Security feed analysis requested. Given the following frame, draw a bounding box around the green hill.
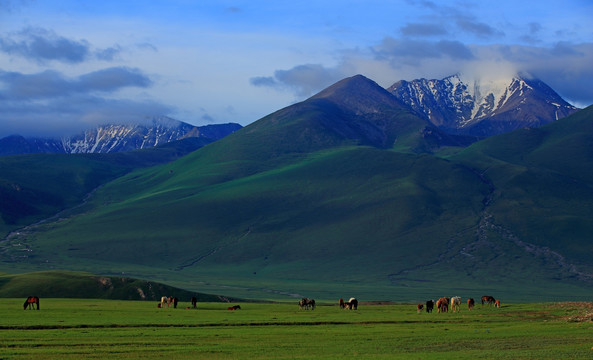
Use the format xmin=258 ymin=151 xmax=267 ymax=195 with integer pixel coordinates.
xmin=0 ymin=137 xmax=211 ymax=235
xmin=1 ymin=77 xmax=591 ymax=302
xmin=0 ymin=270 xmax=237 ymax=302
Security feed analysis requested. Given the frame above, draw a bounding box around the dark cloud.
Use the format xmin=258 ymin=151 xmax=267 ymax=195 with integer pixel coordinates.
xmin=0 ymin=27 xmax=126 ymax=63
xmin=250 ymin=64 xmax=344 ymax=97
xmin=78 ymin=67 xmax=152 ymax=92
xmin=249 ymin=76 xmax=278 ymax=88
xmin=0 ymin=27 xmax=90 ymax=63
xmin=0 ymin=66 xmax=163 ymax=137
xmin=455 ymin=18 xmax=505 ymax=39
xmin=0 ymin=67 xmax=152 ymax=100
xmin=373 ymin=37 xmax=475 ymax=62
xmin=400 ymin=23 xmax=448 ymax=37
xmin=95 ymin=45 xmax=123 ymax=61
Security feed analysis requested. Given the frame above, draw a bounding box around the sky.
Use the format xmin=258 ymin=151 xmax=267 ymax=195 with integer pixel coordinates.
xmin=1 ymin=0 xmax=592 ymax=137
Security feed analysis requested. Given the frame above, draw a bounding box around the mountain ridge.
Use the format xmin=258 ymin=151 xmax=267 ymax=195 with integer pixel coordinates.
xmin=388 ymin=74 xmax=579 ymax=136
xmin=0 ymin=117 xmax=242 ymax=156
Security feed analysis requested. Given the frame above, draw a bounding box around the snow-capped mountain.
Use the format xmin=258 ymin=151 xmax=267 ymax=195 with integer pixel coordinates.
xmin=387 ymin=74 xmax=579 ymax=136
xmin=0 ymin=117 xmax=242 ymax=156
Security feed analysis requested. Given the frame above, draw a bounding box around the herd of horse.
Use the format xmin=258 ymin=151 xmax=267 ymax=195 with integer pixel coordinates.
xmin=23 ymin=294 xmax=500 ymax=313
xmin=298 ymin=297 xmax=359 ymax=310
xmin=418 ymin=295 xmax=501 ymax=313
xmin=158 ymin=296 xmax=200 ymax=309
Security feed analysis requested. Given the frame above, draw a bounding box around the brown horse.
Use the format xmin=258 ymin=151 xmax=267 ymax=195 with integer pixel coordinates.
xmin=227 ymin=305 xmax=241 ymax=310
xmin=23 ymin=296 xmax=39 ymax=310
xmin=191 ymin=296 xmax=197 ymax=309
xmin=168 ymin=296 xmax=179 ymax=308
xmin=436 ymin=297 xmax=449 ymax=313
xmin=467 ymin=298 xmax=475 ymax=311
xmin=339 ymin=298 xmax=345 ymax=309
xmin=481 ymin=295 xmax=496 ymax=306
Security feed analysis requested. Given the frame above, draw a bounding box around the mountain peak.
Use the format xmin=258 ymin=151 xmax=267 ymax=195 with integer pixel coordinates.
xmin=311 ymin=74 xmax=407 ymax=115
xmin=388 ymin=74 xmax=579 ymax=136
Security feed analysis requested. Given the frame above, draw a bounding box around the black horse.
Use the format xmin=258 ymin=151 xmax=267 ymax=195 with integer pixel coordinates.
xmin=299 ymin=298 xmax=316 ymax=310
xmin=191 ymin=296 xmax=197 ymax=308
xmin=23 ymin=296 xmax=40 ymax=310
xmin=426 ymin=300 xmax=434 ymax=313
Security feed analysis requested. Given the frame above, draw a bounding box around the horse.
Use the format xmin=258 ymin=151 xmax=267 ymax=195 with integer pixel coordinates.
xmin=481 ymin=295 xmax=496 ymax=306
xmin=344 ymin=297 xmax=358 ymax=310
xmin=191 ymin=296 xmax=197 ymax=309
xmin=494 ymin=300 xmax=501 ymax=308
xmin=160 ymin=296 xmax=168 ymax=309
xmin=168 ymin=296 xmax=179 ymax=308
xmin=450 ymin=296 xmax=461 ymax=313
xmin=417 ymin=304 xmax=424 ymax=313
xmin=467 ymin=298 xmax=475 ymax=311
xmin=426 ymin=300 xmax=434 ymax=313
xmin=23 ymin=296 xmax=39 ymax=310
xmin=436 ymin=297 xmax=449 ymax=313
xmin=339 ymin=298 xmax=345 ymax=309
xmin=227 ymin=305 xmax=241 ymax=310
xmin=299 ymin=298 xmax=315 ymax=310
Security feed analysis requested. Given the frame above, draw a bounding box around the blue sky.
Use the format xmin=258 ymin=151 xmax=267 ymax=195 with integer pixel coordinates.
xmin=1 ymin=0 xmax=592 ymax=137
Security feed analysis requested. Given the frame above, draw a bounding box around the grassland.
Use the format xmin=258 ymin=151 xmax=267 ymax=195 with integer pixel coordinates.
xmin=1 ymin=299 xmax=592 ymax=359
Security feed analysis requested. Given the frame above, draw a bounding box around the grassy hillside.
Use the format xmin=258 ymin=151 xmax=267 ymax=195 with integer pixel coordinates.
xmin=452 ymin=105 xmax=593 ymax=267
xmin=0 ymin=137 xmax=210 ymax=235
xmin=0 ymin=270 xmax=236 ymax=302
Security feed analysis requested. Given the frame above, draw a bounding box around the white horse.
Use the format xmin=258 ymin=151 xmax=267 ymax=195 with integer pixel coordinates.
xmin=160 ymin=296 xmax=168 ymax=309
xmin=345 ymin=297 xmax=358 ymax=310
xmin=450 ymin=296 xmax=461 ymax=313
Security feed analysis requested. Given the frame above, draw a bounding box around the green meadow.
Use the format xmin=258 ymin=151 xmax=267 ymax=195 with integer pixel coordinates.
xmin=1 ymin=299 xmax=592 ymax=359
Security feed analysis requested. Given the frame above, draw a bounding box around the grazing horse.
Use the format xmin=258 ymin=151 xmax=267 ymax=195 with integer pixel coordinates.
xmin=417 ymin=304 xmax=424 ymax=313
xmin=450 ymin=296 xmax=461 ymax=313
xmin=191 ymin=297 xmax=197 ymax=309
xmin=339 ymin=298 xmax=345 ymax=309
xmin=227 ymin=305 xmax=241 ymax=310
xmin=344 ymin=298 xmax=358 ymax=310
xmin=168 ymin=296 xmax=179 ymax=309
xmin=299 ymin=298 xmax=316 ymax=310
xmin=494 ymin=300 xmax=501 ymax=308
xmin=467 ymin=298 xmax=475 ymax=311
xmin=160 ymin=296 xmax=168 ymax=309
xmin=426 ymin=300 xmax=434 ymax=313
xmin=481 ymin=295 xmax=496 ymax=306
xmin=436 ymin=297 xmax=449 ymax=313
xmin=23 ymin=296 xmax=39 ymax=310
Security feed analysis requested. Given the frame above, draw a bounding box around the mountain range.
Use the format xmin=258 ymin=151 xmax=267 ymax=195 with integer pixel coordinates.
xmin=0 ymin=117 xmax=242 ymax=156
xmin=388 ymin=74 xmax=579 ymax=136
xmin=0 ymin=74 xmax=590 ymax=302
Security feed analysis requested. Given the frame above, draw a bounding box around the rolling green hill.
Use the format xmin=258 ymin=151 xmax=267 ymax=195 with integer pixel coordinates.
xmin=1 ymin=76 xmax=591 ymax=302
xmin=0 ymin=137 xmax=211 ymax=235
xmin=0 ymin=270 xmax=236 ymax=302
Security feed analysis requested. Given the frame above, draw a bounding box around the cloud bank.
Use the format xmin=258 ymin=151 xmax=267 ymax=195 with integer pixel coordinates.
xmin=0 ymin=26 xmax=165 ymax=138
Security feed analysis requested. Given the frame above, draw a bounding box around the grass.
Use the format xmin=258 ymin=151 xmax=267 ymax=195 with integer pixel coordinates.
xmin=1 ymin=299 xmax=592 ymax=359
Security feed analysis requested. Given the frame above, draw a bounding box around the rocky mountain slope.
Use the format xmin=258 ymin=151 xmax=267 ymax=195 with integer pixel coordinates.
xmin=388 ymin=74 xmax=579 ymax=136
xmin=0 ymin=117 xmax=242 ymax=155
